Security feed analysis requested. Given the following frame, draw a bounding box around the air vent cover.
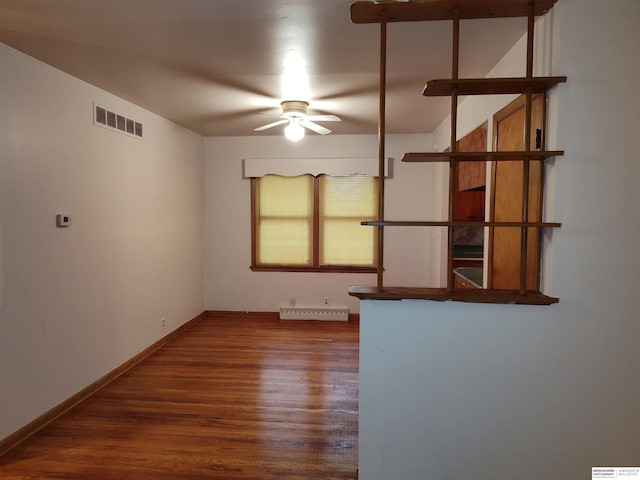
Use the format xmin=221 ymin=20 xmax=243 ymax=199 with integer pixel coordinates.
xmin=94 ymin=103 xmax=143 ymax=139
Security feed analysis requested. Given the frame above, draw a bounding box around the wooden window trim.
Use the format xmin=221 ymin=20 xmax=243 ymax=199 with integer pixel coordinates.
xmin=250 ymin=265 xmax=377 ymax=274
xmin=250 ymin=176 xmax=258 ymax=268
xmin=250 ymin=176 xmax=378 ymax=273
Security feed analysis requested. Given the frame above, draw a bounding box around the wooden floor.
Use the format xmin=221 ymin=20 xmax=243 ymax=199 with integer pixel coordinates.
xmin=0 ymin=313 xmax=359 ymax=479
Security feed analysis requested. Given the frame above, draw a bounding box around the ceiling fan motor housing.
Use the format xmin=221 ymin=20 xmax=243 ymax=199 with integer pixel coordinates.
xmin=281 ymin=100 xmax=309 ymax=119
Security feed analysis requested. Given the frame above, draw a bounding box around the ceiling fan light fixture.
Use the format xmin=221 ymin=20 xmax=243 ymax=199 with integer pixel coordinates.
xmin=253 ymin=100 xmax=339 ymax=137
xmin=284 ymin=121 xmax=305 ymax=142
xmin=281 ymin=100 xmax=309 ymax=118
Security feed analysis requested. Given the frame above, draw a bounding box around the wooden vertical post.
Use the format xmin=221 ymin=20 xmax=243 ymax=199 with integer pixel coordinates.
xmin=377 ymin=12 xmax=387 ymax=290
xmin=520 ymin=2 xmax=535 ymax=294
xmin=447 ymin=9 xmax=460 ymax=292
xmin=536 ymin=92 xmax=548 ymax=289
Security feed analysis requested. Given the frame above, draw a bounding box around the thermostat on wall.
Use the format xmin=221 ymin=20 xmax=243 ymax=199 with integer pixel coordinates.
xmin=56 ymin=213 xmax=71 ymax=227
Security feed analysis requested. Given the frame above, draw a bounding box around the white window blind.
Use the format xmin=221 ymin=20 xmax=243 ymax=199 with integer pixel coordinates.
xmin=256 ymin=175 xmax=313 ymax=265
xmin=319 ymin=175 xmax=378 ymax=266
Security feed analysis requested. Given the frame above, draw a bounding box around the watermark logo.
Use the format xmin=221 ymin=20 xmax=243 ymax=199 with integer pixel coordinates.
xmin=593 ymin=467 xmax=640 ymax=479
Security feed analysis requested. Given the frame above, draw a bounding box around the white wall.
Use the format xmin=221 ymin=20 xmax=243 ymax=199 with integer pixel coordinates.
xmin=358 ymin=1 xmax=640 ymax=479
xmin=0 ymin=44 xmax=205 ymax=441
xmin=204 ymin=133 xmax=442 ymax=313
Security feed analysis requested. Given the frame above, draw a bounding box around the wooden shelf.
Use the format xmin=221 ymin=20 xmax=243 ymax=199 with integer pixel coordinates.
xmin=362 ymin=220 xmax=562 ymax=228
xmin=423 ymin=77 xmax=567 ymax=96
xmin=402 ymin=150 xmax=564 ymax=163
xmin=348 ymin=286 xmax=559 ymax=305
xmin=350 ymin=0 xmax=559 ymax=24
xmin=349 ymin=0 xmax=564 ymax=302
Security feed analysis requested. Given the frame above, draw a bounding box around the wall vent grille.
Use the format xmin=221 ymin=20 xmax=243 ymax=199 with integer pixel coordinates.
xmin=93 ymin=103 xmax=143 ymax=139
xmin=279 ymin=307 xmax=349 ymax=321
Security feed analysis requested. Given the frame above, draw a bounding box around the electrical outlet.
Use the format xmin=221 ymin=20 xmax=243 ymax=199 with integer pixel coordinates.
xmin=161 ymin=317 xmax=166 ymax=330
xmin=324 ymin=297 xmax=329 ymax=305
xmin=289 ymin=298 xmax=296 ymax=307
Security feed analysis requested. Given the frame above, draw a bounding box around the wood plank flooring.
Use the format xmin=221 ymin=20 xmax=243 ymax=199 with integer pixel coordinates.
xmin=0 ymin=313 xmax=359 ymax=479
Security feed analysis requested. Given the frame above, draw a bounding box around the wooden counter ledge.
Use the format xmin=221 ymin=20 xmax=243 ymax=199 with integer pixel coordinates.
xmin=348 ymin=286 xmax=559 ymax=305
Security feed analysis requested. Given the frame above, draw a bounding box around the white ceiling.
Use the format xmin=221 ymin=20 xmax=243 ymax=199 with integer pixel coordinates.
xmin=0 ymin=0 xmax=528 ymax=137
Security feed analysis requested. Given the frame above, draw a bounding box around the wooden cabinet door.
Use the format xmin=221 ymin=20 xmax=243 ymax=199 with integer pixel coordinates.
xmin=454 ymin=274 xmax=473 ymax=289
xmin=459 ymin=161 xmax=486 ymax=191
xmin=453 ymin=122 xmax=487 ymax=221
xmin=488 ymin=95 xmax=544 ymax=290
xmin=458 ymin=122 xmax=488 ymax=192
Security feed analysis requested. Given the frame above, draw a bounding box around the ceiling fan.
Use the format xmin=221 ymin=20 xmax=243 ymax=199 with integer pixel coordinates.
xmin=253 ymin=100 xmax=341 ymax=141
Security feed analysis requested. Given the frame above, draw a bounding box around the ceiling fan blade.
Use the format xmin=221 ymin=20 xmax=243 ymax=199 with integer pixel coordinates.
xmin=253 ymin=119 xmax=288 ymax=131
xmin=305 ymin=114 xmax=341 ymax=122
xmin=300 ymin=120 xmax=331 ymax=135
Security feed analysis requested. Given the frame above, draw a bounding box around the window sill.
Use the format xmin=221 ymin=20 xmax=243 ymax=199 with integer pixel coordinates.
xmin=251 ymin=265 xmax=377 ymax=274
xmin=348 ymin=286 xmax=559 ymax=305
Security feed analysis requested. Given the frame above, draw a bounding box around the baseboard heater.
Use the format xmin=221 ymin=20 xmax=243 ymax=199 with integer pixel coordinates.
xmin=279 ymin=306 xmax=349 ymax=321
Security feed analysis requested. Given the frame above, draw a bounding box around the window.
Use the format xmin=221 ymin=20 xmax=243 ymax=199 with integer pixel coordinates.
xmin=251 ymin=174 xmax=378 ymax=272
